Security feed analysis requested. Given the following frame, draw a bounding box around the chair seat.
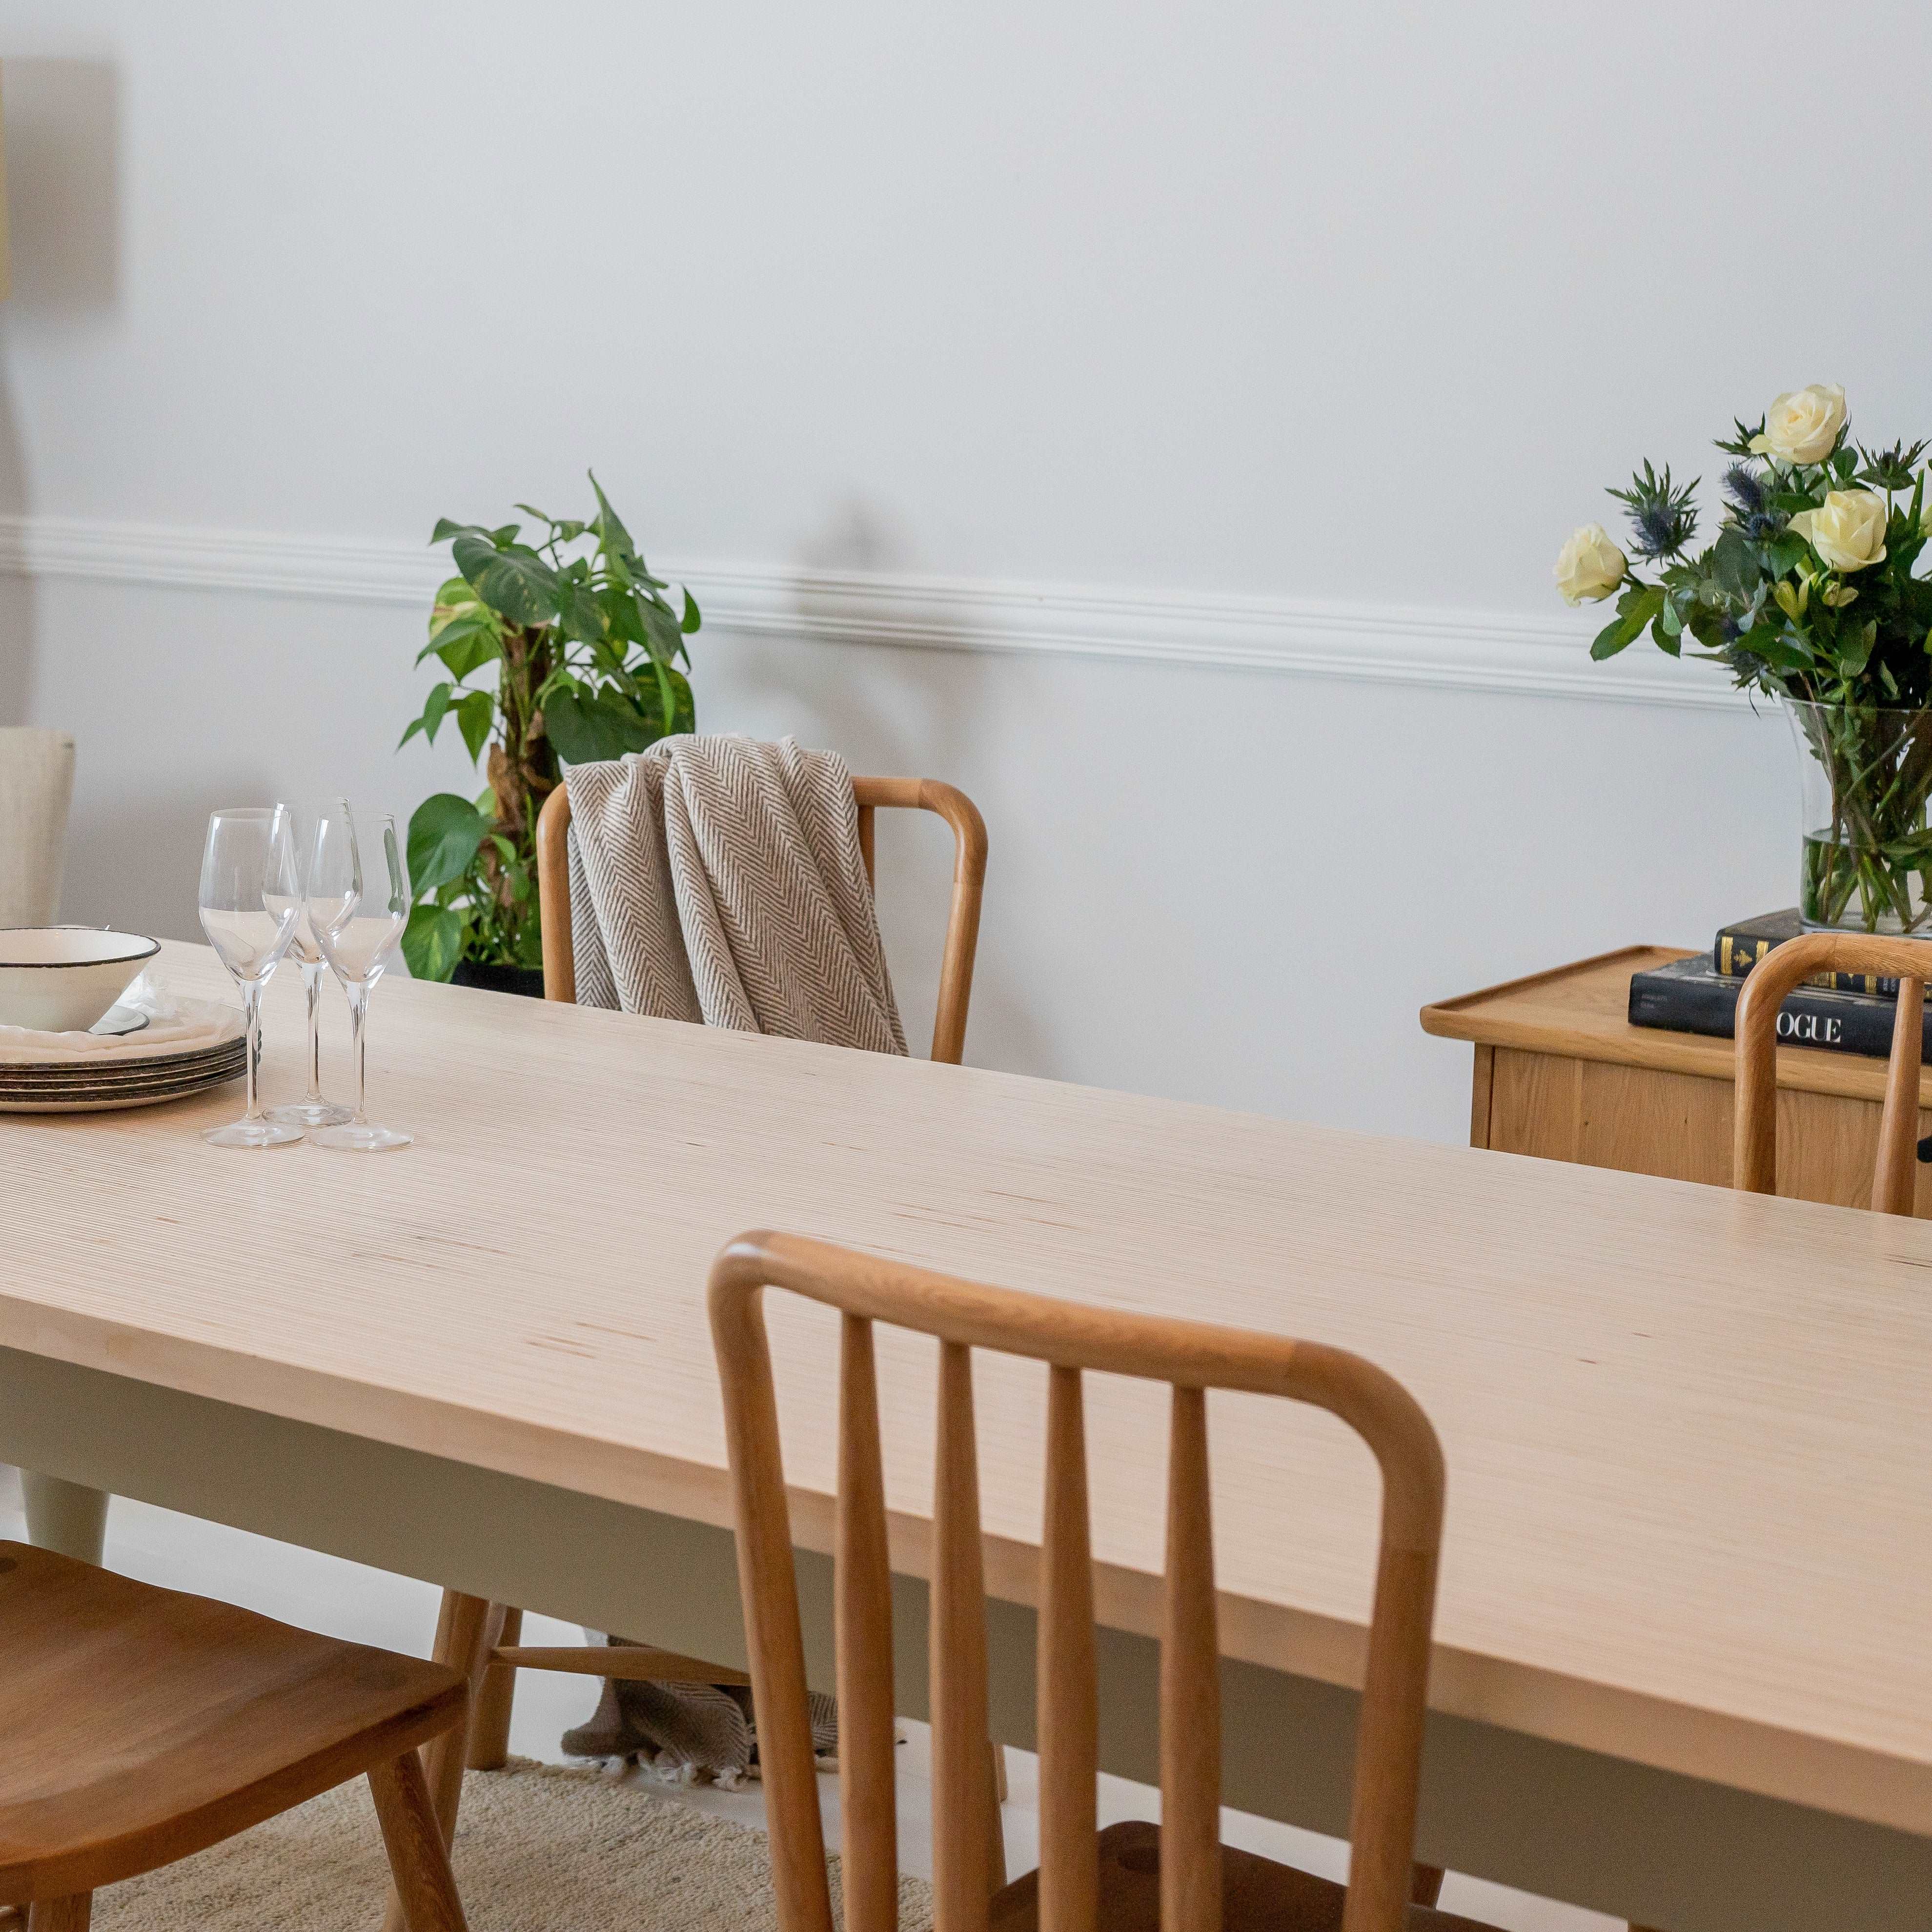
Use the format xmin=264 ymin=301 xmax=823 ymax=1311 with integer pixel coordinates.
xmin=0 ymin=1542 xmax=466 ymax=1904
xmin=992 ymin=1821 xmax=1502 ymax=1932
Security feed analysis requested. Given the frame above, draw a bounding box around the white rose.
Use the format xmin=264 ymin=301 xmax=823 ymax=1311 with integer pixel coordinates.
xmin=1554 ymin=523 xmax=1627 ymax=604
xmin=1789 ymin=490 xmax=1889 ymax=573
xmin=1749 ymin=384 xmax=1847 ymax=466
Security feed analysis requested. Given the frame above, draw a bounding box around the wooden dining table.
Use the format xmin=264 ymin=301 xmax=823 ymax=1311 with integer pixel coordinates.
xmin=2 ymin=941 xmax=1928 ymax=1932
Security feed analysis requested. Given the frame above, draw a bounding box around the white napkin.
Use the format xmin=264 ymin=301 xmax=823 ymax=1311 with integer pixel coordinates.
xmin=0 ymin=970 xmax=245 ymax=1064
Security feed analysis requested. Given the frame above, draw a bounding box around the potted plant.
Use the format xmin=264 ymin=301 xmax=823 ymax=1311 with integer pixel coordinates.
xmin=1559 ymin=385 xmax=1932 ymax=933
xmin=398 ymin=476 xmax=701 ymax=991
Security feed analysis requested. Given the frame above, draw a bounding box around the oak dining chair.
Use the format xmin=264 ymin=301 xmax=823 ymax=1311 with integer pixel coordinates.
xmin=707 ymin=1228 xmax=1505 ymax=1932
xmin=1734 ymin=929 xmax=1932 ymax=1216
xmin=441 ymin=770 xmax=991 ymax=1790
xmin=532 ymin=771 xmax=989 ymax=1060
xmin=0 ymin=1541 xmax=469 ymax=1932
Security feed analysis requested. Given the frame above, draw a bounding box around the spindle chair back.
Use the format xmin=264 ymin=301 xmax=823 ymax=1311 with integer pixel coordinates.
xmin=1733 ymin=930 xmax=1932 ymax=1215
xmin=534 ymin=773 xmax=988 ymax=1064
xmin=707 ymin=1230 xmax=1448 ymax=1932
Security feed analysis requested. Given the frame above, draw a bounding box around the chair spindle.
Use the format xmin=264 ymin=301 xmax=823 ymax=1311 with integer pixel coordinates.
xmin=1159 ymin=1386 xmax=1222 ymax=1932
xmin=1874 ymin=976 xmax=1926 ymax=1215
xmin=713 ymin=1284 xmax=836 ymax=1932
xmin=1037 ymin=1364 xmax=1099 ymax=1932
xmin=858 ymin=803 xmax=877 ymax=886
xmin=932 ymin=1341 xmax=997 ymax=1932
xmin=839 ymin=1314 xmax=901 ymax=1932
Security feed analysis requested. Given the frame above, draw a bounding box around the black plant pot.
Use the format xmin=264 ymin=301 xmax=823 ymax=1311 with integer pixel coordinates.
xmin=450 ymin=959 xmax=547 ymax=1000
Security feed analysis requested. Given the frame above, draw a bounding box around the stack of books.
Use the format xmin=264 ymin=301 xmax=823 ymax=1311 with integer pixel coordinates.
xmin=1629 ymin=910 xmax=1932 ymax=1059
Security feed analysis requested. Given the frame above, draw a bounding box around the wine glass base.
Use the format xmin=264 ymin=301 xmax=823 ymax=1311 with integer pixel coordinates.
xmin=310 ymin=1121 xmax=413 ymax=1152
xmin=266 ymin=1098 xmax=354 ymax=1127
xmin=203 ymin=1118 xmax=306 ymax=1149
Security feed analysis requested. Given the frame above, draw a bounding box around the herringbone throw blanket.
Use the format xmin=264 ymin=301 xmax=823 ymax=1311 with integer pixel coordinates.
xmin=561 ymin=735 xmax=899 ymax=1777
xmin=565 ymin=734 xmax=907 ymax=1054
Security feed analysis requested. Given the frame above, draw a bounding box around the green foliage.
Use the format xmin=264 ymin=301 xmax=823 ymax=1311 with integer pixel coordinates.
xmin=1583 ymin=406 xmax=1932 ymax=712
xmin=398 ymin=475 xmax=702 ymax=980
xmin=1580 ymin=398 xmax=1932 ymax=933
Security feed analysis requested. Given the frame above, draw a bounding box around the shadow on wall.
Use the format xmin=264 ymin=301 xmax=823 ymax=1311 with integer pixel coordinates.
xmin=0 ymin=59 xmax=132 ymax=906
xmin=713 ymin=499 xmax=1051 ymax=1075
xmin=5 ymin=57 xmax=121 ymax=308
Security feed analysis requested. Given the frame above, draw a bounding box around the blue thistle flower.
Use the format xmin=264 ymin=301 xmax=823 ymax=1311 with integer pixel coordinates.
xmin=1723 ymin=464 xmax=1765 ymax=515
xmin=1608 ymin=461 xmax=1699 ymax=563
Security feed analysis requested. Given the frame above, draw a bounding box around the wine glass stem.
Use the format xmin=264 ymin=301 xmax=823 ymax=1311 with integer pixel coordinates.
xmin=347 ymin=982 xmax=370 ymax=1126
xmin=241 ymin=979 xmax=264 ymax=1123
xmin=303 ymin=959 xmax=325 ymax=1102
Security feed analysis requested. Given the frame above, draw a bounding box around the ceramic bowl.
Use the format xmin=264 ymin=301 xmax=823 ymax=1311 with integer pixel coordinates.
xmin=0 ymin=927 xmax=162 ymax=1033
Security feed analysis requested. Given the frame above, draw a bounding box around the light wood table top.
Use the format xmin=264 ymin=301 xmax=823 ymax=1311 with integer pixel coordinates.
xmin=1421 ymin=942 xmax=1932 ymax=1104
xmin=5 ymin=942 xmax=1931 ymax=1843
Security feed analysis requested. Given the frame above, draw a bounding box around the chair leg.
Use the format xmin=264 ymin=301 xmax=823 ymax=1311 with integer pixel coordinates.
xmin=379 ymin=1591 xmax=498 ymax=1932
xmin=370 ymin=1751 xmax=469 ymax=1932
xmin=1411 ymin=1865 xmax=1445 ymax=1906
xmin=467 ymin=1607 xmax=521 ymax=1769
xmin=25 ymin=1898 xmax=91 ymax=1932
xmin=986 ymin=1738 xmax=1007 ymax=1892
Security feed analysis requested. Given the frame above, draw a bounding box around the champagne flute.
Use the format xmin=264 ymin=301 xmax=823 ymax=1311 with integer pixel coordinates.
xmin=266 ymin=813 xmax=352 ymax=1130
xmin=198 ymin=806 xmax=305 ymax=1149
xmin=307 ymin=802 xmax=413 ymax=1152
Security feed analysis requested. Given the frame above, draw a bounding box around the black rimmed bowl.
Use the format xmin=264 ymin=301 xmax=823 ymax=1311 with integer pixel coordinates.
xmin=0 ymin=927 xmax=163 ymax=1034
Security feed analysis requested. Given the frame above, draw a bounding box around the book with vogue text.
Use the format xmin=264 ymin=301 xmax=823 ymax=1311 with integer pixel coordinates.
xmin=1628 ymin=953 xmax=1930 ymax=1060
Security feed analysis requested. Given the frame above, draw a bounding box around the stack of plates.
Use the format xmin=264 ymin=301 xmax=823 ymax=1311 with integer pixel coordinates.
xmin=0 ymin=1012 xmax=247 ymax=1113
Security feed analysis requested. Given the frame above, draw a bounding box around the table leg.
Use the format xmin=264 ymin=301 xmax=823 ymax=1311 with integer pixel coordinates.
xmin=21 ymin=1472 xmax=108 ymax=1563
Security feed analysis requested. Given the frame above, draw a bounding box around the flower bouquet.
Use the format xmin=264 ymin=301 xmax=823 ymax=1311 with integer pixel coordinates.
xmin=1559 ymin=385 xmax=1932 ymax=933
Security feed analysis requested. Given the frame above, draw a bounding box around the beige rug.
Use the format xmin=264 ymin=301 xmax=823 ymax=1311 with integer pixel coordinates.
xmin=90 ymin=1760 xmax=935 ymax=1932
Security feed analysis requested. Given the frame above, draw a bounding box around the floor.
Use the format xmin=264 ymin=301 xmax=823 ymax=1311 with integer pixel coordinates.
xmin=0 ymin=1467 xmax=1612 ymax=1931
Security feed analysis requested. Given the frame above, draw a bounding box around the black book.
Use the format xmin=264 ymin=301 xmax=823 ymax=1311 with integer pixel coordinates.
xmin=1713 ymin=908 xmax=1902 ymax=997
xmin=1629 ymin=954 xmax=1931 ymax=1061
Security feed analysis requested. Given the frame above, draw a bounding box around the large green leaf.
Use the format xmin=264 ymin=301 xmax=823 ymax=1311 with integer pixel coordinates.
xmin=451 ymin=534 xmax=562 ymax=627
xmin=588 ymin=471 xmax=634 ymax=562
xmin=417 ymin=615 xmax=502 ymax=680
xmin=554 ymin=577 xmax=608 ymax=646
xmin=545 ymin=676 xmax=691 ymax=764
xmin=455 ymin=689 xmax=496 ymax=765
xmin=401 ymin=903 xmax=466 ymax=982
xmin=680 ymin=587 xmax=702 ymax=634
xmin=638 ymin=594 xmax=687 ymax=665
xmin=545 ymin=687 xmax=656 ymax=764
xmin=407 ymin=793 xmax=491 ymax=893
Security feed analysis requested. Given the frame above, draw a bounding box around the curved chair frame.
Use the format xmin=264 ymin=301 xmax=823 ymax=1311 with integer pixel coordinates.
xmin=1734 ymin=929 xmax=1932 ymax=1215
xmin=533 ymin=773 xmax=988 ymax=1065
xmin=708 ymin=1229 xmax=1447 ymax=1932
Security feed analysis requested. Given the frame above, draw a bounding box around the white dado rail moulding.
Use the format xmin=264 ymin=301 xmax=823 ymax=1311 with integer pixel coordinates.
xmin=0 ymin=513 xmax=1749 ymax=711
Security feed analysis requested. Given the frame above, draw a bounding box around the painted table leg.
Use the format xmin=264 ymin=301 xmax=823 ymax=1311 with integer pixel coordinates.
xmin=20 ymin=1471 xmax=108 ymax=1563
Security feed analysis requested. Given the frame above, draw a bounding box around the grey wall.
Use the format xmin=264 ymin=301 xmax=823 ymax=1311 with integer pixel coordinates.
xmin=0 ymin=0 xmax=1892 ymax=1139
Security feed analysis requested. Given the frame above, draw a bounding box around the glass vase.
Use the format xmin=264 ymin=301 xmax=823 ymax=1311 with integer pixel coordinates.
xmin=1788 ymin=699 xmax=1932 ymax=934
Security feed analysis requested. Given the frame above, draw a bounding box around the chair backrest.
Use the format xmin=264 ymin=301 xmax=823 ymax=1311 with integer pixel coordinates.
xmin=1733 ymin=930 xmax=1932 ymax=1215
xmin=533 ymin=773 xmax=988 ymax=1064
xmin=707 ymin=1230 xmax=1446 ymax=1932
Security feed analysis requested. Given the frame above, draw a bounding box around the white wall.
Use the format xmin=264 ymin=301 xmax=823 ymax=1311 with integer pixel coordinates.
xmin=1 ymin=0 xmax=1910 ymax=1140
